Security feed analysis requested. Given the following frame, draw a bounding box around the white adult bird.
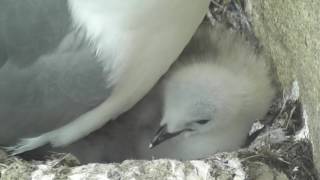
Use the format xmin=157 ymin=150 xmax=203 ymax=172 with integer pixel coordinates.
xmin=140 ymin=23 xmax=276 ymax=160
xmin=4 ymin=0 xmax=211 ymax=155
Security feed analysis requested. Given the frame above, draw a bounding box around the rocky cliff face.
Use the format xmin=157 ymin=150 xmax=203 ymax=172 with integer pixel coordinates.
xmin=249 ymin=0 xmax=320 ymax=176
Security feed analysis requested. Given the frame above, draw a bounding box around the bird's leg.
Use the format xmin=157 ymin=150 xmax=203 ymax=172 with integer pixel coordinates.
xmin=6 ymin=58 xmax=171 ymax=155
xmin=6 ymin=93 xmax=132 ymax=155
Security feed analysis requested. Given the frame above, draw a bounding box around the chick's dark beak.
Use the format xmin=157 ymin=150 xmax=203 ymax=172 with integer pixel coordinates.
xmin=149 ymin=125 xmax=186 ymax=149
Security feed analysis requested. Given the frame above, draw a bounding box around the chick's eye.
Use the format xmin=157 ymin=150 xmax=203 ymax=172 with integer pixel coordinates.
xmin=196 ymin=119 xmax=210 ymax=125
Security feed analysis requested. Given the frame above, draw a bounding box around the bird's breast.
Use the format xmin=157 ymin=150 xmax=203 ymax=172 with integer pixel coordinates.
xmin=68 ymin=0 xmax=210 ymax=85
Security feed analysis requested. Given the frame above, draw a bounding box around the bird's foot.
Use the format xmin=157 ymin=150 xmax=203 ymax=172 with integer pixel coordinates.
xmin=4 ymin=134 xmax=50 ymax=155
xmin=4 ymin=127 xmax=80 ymax=155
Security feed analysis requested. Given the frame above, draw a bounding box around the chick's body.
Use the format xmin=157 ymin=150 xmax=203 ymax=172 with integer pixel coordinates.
xmin=139 ymin=23 xmax=275 ymax=160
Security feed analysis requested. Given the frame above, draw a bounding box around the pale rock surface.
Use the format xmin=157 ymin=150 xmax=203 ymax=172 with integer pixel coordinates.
xmin=248 ymin=0 xmax=320 ymax=175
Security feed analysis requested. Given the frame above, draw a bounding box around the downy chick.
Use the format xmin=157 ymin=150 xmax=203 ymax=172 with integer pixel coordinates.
xmin=144 ymin=23 xmax=275 ymax=160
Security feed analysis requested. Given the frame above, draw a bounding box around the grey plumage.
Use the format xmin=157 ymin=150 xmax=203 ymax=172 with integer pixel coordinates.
xmin=0 ymin=0 xmax=70 ymax=67
xmin=0 ymin=0 xmax=108 ymax=148
xmin=0 ymin=36 xmax=108 ymax=144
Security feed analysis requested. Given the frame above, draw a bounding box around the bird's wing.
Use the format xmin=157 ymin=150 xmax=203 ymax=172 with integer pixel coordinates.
xmin=0 ymin=1 xmax=111 ymax=145
xmin=0 ymin=0 xmax=70 ymax=67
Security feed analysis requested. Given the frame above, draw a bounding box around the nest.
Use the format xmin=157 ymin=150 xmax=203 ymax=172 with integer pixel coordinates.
xmin=0 ymin=1 xmax=318 ymax=179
